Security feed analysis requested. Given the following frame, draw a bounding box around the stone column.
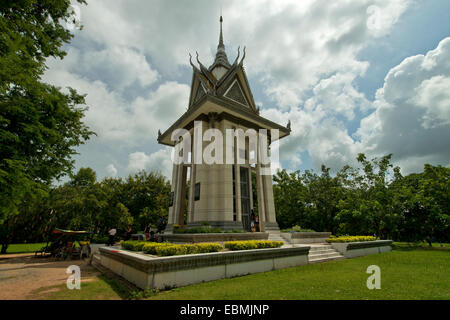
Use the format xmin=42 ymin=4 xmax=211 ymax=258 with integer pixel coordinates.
xmin=255 ymin=162 xmax=266 ymax=232
xmin=168 ymin=163 xmax=178 ymax=225
xmin=248 ymin=164 xmax=254 ymax=212
xmin=235 ymin=162 xmax=242 ymax=222
xmin=188 ymin=164 xmax=196 ymax=223
xmin=261 ymin=163 xmax=279 ymax=231
xmin=177 ymin=164 xmax=187 ymax=225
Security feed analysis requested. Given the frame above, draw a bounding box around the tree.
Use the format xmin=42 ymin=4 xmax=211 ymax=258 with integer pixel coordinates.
xmin=273 ymin=169 xmax=307 ymax=229
xmin=391 ymin=164 xmax=450 ymax=244
xmin=0 ymin=1 xmax=93 ymax=251
xmin=119 ymin=170 xmax=171 ymax=231
xmin=336 ymin=154 xmax=400 ymax=238
xmin=302 ymin=165 xmax=345 ymax=233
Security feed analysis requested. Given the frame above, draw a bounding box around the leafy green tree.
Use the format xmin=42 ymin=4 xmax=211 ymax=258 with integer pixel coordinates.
xmin=302 ymin=165 xmax=345 ymax=233
xmin=392 ymin=165 xmax=449 ymax=244
xmin=273 ymin=169 xmax=307 ymax=229
xmin=120 ymin=170 xmax=171 ymax=231
xmin=336 ymin=154 xmax=400 ymax=238
xmin=0 ymin=0 xmax=93 ymax=252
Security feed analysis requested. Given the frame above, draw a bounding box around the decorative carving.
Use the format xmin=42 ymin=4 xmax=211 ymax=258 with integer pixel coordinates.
xmin=287 ymin=120 xmax=291 ymax=131
xmin=194 ymin=85 xmax=206 ymax=103
xmin=233 ymin=46 xmax=240 ymax=65
xmin=239 ymin=46 xmax=246 ymax=65
xmin=225 ymin=80 xmax=248 ymax=106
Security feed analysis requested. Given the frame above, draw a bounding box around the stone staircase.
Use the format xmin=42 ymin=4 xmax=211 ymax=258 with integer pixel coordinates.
xmin=268 ymin=232 xmax=291 ymax=247
xmin=307 ymin=244 xmax=344 ymax=263
xmin=267 ymin=233 xmax=344 ymax=263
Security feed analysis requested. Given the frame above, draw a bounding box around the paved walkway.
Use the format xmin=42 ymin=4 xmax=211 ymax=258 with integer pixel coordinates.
xmin=0 ymin=254 xmax=98 ymax=300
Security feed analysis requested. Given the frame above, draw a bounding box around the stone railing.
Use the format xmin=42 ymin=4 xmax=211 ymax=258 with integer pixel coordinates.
xmin=281 ymin=232 xmax=332 ymax=244
xmin=330 ymin=240 xmax=393 ymax=258
xmin=99 ymin=245 xmax=309 ymax=290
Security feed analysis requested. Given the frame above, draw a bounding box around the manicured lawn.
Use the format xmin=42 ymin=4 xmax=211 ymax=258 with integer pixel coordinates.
xmin=31 ymin=274 xmax=129 ymax=300
xmin=148 ymin=246 xmax=449 ymax=300
xmin=26 ymin=244 xmax=450 ymax=300
xmin=4 ymin=243 xmax=46 ymax=254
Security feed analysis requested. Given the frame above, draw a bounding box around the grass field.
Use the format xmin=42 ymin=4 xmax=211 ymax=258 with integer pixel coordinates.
xmin=147 ymin=248 xmax=449 ymax=300
xmin=30 ymin=274 xmax=129 ymax=300
xmin=3 ymin=243 xmax=46 ymax=254
xmin=36 ymin=243 xmax=449 ymax=300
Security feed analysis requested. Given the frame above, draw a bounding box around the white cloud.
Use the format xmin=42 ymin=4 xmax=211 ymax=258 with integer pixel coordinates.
xmin=267 ymin=37 xmax=450 ymax=174
xmin=414 ymin=75 xmax=450 ymax=129
xmin=357 ymin=37 xmax=450 ymax=173
xmin=106 ymin=164 xmax=118 ymax=177
xmin=127 ymin=149 xmax=173 ymax=178
xmin=71 ymin=0 xmax=410 ymax=107
xmin=44 ymin=57 xmax=189 ymax=145
xmin=45 ymin=0 xmax=450 ymax=179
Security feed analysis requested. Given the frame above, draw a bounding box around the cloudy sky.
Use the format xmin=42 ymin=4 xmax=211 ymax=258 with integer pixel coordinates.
xmin=43 ymin=0 xmax=450 ymax=180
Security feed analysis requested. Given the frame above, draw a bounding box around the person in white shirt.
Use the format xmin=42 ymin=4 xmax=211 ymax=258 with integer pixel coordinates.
xmin=108 ymin=228 xmax=117 ymax=246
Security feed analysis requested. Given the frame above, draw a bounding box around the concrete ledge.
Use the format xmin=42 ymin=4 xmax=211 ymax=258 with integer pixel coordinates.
xmin=281 ymin=232 xmax=331 ymax=244
xmin=99 ymin=246 xmax=309 ymax=289
xmin=331 ymin=240 xmax=393 ymax=258
xmin=160 ymin=232 xmax=268 ymax=244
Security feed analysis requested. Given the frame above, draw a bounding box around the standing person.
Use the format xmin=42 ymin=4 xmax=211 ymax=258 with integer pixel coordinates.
xmin=108 ymin=227 xmax=117 ymax=246
xmin=156 ymin=217 xmax=166 ymax=234
xmin=255 ymin=214 xmax=260 ymax=232
xmin=250 ymin=210 xmax=256 ymax=232
xmin=150 ymin=230 xmax=155 ymax=242
xmin=124 ymin=225 xmax=132 ymax=241
xmin=144 ymin=223 xmax=152 ymax=241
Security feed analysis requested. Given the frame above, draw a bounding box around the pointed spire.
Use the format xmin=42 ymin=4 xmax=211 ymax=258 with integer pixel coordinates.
xmin=218 ymin=15 xmax=224 ymax=48
xmin=211 ymin=15 xmax=231 ymax=70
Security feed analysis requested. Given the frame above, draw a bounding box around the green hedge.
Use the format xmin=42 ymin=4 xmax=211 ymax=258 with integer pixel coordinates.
xmin=121 ymin=240 xmax=285 ymax=255
xmin=142 ymin=242 xmax=174 ymax=255
xmin=224 ymin=240 xmax=284 ymax=251
xmin=122 ymin=241 xmax=223 ymax=256
xmin=121 ymin=241 xmax=147 ymax=251
xmin=326 ymin=236 xmax=377 ymax=243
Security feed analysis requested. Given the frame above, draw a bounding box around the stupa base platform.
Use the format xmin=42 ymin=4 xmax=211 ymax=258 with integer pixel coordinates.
xmin=160 ymin=232 xmax=268 ymax=244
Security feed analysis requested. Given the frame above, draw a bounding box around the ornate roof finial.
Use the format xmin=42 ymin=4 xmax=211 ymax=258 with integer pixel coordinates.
xmin=219 ymin=15 xmax=224 ymax=48
xmin=287 ymin=120 xmax=291 ymax=131
xmin=239 ymin=46 xmax=246 ymax=66
xmin=210 ymin=15 xmax=231 ymax=70
xmin=233 ymin=46 xmax=240 ymax=65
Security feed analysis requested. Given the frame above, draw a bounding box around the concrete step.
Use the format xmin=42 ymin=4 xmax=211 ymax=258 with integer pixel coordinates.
xmin=269 ymin=237 xmax=286 ymax=242
xmin=308 ymin=248 xmax=338 ymax=255
xmin=309 ymin=255 xmax=345 ymax=264
xmin=307 ymin=244 xmax=344 ymax=264
xmin=308 ymin=245 xmax=333 ymax=250
xmin=268 ymin=236 xmax=286 ymax=241
xmin=309 ymin=247 xmax=333 ymax=252
xmin=268 ymin=234 xmax=291 ymax=248
xmin=309 ymin=252 xmax=343 ymax=259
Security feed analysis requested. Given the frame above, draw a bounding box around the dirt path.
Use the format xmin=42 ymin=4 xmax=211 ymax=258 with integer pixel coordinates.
xmin=0 ymin=254 xmax=99 ymax=300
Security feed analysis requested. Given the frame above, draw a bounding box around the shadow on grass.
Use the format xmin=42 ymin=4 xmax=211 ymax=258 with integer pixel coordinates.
xmin=94 ymin=265 xmax=160 ymax=300
xmin=93 ymin=270 xmax=137 ymax=300
xmin=392 ymin=242 xmax=450 ymax=251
